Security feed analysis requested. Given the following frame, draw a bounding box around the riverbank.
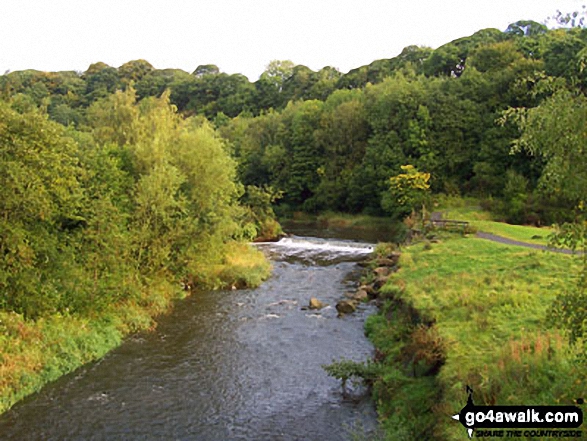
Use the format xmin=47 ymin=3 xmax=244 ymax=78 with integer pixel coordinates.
xmin=366 ymin=233 xmax=586 ymax=440
xmin=434 ymin=196 xmax=555 ymax=246
xmin=0 ymin=242 xmax=270 ymax=415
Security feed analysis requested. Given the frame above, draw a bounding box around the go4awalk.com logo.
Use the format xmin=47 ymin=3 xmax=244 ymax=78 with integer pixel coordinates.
xmin=451 ymin=386 xmax=584 ymax=438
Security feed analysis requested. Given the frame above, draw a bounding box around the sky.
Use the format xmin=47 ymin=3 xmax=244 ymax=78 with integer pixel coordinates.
xmin=0 ymin=0 xmax=584 ymax=81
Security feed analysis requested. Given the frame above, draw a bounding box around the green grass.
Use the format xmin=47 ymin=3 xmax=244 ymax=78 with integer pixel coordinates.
xmin=367 ymin=235 xmax=585 ymax=440
xmin=434 ymin=197 xmax=554 ymax=246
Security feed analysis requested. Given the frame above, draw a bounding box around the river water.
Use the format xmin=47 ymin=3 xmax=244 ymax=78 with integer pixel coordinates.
xmin=0 ymin=233 xmax=384 ymax=441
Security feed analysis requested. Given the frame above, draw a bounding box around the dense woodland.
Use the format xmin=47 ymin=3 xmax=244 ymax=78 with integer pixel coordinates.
xmin=2 ymin=19 xmax=587 ymax=332
xmin=3 ymin=20 xmax=586 ymax=227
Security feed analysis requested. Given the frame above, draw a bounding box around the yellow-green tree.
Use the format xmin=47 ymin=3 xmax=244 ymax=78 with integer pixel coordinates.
xmin=382 ymin=165 xmax=430 ymax=220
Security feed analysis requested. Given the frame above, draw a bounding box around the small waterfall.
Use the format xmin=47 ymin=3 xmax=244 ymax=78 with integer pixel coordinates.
xmin=254 ymin=236 xmax=374 ymax=264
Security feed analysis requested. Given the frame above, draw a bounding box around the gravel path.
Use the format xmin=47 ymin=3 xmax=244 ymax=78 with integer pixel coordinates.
xmin=430 ymin=211 xmax=580 ymax=254
xmin=475 ymin=232 xmax=579 ymax=255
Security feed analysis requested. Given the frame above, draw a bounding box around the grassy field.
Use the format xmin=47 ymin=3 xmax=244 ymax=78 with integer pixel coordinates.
xmin=433 ymin=197 xmax=555 ymax=246
xmin=0 ymin=243 xmax=270 ymax=415
xmin=366 ymin=234 xmax=585 ymax=440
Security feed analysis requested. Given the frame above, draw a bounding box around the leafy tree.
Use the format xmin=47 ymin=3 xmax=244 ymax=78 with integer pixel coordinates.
xmin=382 ymin=165 xmax=431 ymax=220
xmin=312 ymin=90 xmax=368 ymax=211
xmin=505 ymin=20 xmax=548 ymax=37
xmin=85 ymin=87 xmax=140 ymax=147
xmin=83 ymin=62 xmax=121 ymax=103
xmin=193 ymin=64 xmax=220 ymax=77
xmin=239 ymin=185 xmax=283 ymax=241
xmin=282 ymin=100 xmax=324 ymax=208
xmin=0 ymin=100 xmax=83 ymax=317
xmin=507 ymin=88 xmax=587 ymax=357
xmin=136 ymin=68 xmax=190 ymax=100
xmin=542 ymin=29 xmax=587 ymax=80
xmin=260 ymin=60 xmax=295 ymax=93
xmin=118 ymin=59 xmax=154 ymax=85
xmin=508 ymin=89 xmax=587 ymax=207
xmin=255 ymin=60 xmax=296 ymax=110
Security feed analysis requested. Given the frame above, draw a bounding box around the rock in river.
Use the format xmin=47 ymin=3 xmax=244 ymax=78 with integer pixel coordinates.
xmin=336 ymin=300 xmax=357 ymax=315
xmin=309 ymin=297 xmax=327 ymax=310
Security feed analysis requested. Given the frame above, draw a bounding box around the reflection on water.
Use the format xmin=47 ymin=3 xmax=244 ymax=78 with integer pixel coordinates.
xmin=0 ymin=235 xmax=381 ymax=441
xmin=280 ymin=219 xmax=404 ymax=245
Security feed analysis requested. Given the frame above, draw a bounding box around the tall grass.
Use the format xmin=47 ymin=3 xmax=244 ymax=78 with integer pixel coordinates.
xmin=367 ymin=235 xmax=585 ymax=440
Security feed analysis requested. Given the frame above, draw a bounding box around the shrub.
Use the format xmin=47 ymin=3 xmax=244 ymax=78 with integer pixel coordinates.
xmin=322 ymin=358 xmax=381 ymax=395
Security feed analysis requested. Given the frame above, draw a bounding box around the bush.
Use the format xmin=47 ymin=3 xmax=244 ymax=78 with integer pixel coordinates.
xmin=322 ymin=358 xmax=381 ymax=395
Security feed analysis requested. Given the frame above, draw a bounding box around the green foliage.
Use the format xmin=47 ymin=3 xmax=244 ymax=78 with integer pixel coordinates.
xmin=322 ymin=358 xmax=381 ymax=394
xmin=368 ymin=235 xmax=585 ymax=440
xmin=239 ymin=185 xmax=283 ymax=241
xmin=497 ymin=169 xmax=529 ymax=223
xmin=507 ymin=83 xmax=587 ymax=358
xmin=382 ymin=165 xmax=431 ymax=220
xmin=2 ymin=24 xmax=586 ymax=227
xmin=548 ymin=220 xmax=587 ymax=356
xmin=0 ymin=101 xmax=83 ymax=317
xmin=4 ymin=21 xmax=587 ymax=424
xmin=0 ymin=86 xmax=273 ymax=413
xmin=118 ymin=59 xmax=154 ymax=85
xmin=508 ymin=89 xmax=587 ymax=208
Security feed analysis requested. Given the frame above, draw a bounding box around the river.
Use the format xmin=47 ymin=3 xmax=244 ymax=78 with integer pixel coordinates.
xmin=0 ymin=229 xmax=386 ymax=441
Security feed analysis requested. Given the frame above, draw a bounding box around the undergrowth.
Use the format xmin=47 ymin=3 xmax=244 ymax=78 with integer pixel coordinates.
xmin=366 ymin=235 xmax=585 ymax=440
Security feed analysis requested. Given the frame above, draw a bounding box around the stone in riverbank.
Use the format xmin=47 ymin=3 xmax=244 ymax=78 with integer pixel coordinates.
xmin=344 ymin=290 xmax=368 ymax=302
xmin=373 ymin=266 xmax=391 ymax=277
xmin=373 ymin=275 xmax=390 ymax=290
xmin=375 ymin=258 xmax=396 ymax=267
xmin=359 ymin=284 xmax=377 ymax=298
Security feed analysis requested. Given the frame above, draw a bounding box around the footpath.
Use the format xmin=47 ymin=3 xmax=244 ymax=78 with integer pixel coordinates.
xmin=431 ymin=211 xmax=579 ymax=255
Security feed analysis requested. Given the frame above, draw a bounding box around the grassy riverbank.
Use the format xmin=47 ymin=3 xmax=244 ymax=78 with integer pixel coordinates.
xmin=0 ymin=243 xmax=270 ymax=415
xmin=366 ymin=233 xmax=585 ymax=440
xmin=435 ymin=196 xmax=554 ymax=246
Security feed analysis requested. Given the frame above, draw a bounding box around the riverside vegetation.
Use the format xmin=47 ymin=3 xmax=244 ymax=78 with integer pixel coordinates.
xmin=367 ymin=232 xmax=585 ymax=440
xmin=0 ymin=91 xmax=272 ymax=414
xmin=325 ymin=216 xmax=585 ymax=440
xmin=2 ymin=8 xmax=587 ymax=437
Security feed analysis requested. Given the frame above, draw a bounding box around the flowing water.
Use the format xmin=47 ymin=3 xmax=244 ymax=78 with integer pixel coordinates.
xmin=0 ymin=232 xmax=383 ymax=441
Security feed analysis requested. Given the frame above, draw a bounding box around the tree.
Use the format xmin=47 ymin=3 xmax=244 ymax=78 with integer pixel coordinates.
xmin=506 ymin=88 xmax=587 ymax=357
xmin=260 ymin=60 xmax=295 ymax=93
xmin=508 ymin=89 xmax=587 ymax=208
xmin=136 ymin=68 xmax=191 ymax=101
xmin=282 ymin=100 xmax=324 ymax=208
xmin=255 ymin=60 xmax=296 ymax=110
xmin=193 ymin=64 xmax=220 ymax=77
xmin=381 ymin=165 xmax=431 ymax=220
xmin=118 ymin=59 xmax=154 ymax=85
xmin=0 ymin=100 xmax=83 ymax=317
xmin=312 ymin=91 xmax=368 ymax=211
xmin=83 ymin=62 xmax=121 ymax=103
xmin=542 ymin=29 xmax=586 ymax=80
xmin=505 ymin=20 xmax=548 ymax=37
